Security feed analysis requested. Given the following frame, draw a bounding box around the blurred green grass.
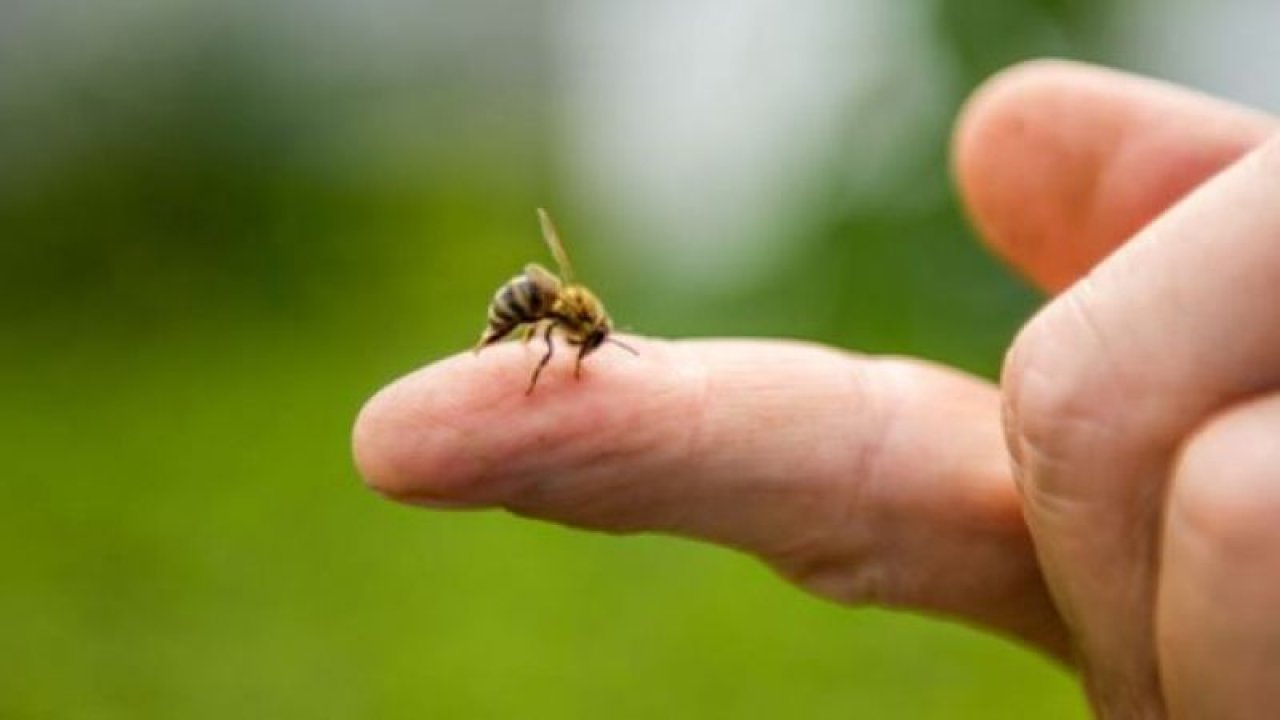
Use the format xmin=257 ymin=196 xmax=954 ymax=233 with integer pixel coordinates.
xmin=0 ymin=1 xmax=1107 ymax=717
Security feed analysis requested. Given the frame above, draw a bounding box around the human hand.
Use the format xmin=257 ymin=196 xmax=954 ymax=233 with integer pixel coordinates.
xmin=352 ymin=61 xmax=1280 ymax=718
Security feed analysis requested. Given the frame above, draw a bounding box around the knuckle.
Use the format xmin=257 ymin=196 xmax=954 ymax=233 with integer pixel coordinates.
xmin=1172 ymin=396 xmax=1280 ymax=554
xmin=1002 ymin=289 xmax=1126 ymax=494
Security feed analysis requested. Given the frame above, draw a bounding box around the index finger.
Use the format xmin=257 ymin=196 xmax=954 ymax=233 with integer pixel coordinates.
xmin=353 ymin=337 xmax=1069 ymax=657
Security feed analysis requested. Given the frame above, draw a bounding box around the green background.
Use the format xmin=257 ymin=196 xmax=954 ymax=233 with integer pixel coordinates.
xmin=0 ymin=0 xmax=1143 ymax=717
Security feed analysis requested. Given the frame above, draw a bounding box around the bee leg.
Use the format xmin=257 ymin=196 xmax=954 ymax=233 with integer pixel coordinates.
xmin=526 ymin=323 xmax=556 ymax=395
xmin=573 ymin=343 xmax=589 ymax=380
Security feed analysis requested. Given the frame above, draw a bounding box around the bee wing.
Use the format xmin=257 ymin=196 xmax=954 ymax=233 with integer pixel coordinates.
xmin=536 ymin=208 xmax=576 ymax=283
xmin=524 ymin=262 xmax=563 ymax=296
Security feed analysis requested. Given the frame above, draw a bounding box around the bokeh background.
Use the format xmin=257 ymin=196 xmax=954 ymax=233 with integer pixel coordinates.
xmin=4 ymin=1 xmax=1278 ymax=717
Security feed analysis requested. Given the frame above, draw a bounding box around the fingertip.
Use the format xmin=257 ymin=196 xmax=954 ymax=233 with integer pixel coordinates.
xmin=351 ymin=350 xmax=510 ymax=505
xmin=351 ymin=336 xmax=677 ymax=507
xmin=952 ymin=58 xmax=1088 ymax=187
xmin=953 ymin=59 xmax=1275 ymax=293
xmin=953 ymin=59 xmax=1109 ymax=291
xmin=351 ymin=370 xmax=451 ymax=504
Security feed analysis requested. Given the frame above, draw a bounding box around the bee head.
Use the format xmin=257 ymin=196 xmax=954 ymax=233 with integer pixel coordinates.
xmin=582 ymin=323 xmax=609 ymax=355
xmin=583 ymin=317 xmax=638 ymax=358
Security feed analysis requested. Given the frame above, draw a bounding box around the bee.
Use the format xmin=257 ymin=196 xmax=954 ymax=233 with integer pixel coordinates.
xmin=475 ymin=208 xmax=636 ymax=394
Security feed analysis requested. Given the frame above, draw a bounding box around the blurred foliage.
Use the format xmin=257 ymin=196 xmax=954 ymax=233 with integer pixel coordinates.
xmin=936 ymin=0 xmax=1108 ymax=82
xmin=0 ymin=1 xmax=1117 ymax=717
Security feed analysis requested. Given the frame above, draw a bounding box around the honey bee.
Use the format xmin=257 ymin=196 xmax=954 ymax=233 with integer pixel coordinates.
xmin=475 ymin=208 xmax=636 ymax=394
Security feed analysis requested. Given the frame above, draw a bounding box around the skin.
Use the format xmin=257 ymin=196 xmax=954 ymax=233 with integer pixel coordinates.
xmin=352 ymin=61 xmax=1280 ymax=718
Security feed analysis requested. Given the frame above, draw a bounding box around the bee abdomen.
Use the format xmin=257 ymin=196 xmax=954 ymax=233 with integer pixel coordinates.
xmin=495 ymin=274 xmax=551 ymax=322
xmin=479 ymin=274 xmax=551 ymax=345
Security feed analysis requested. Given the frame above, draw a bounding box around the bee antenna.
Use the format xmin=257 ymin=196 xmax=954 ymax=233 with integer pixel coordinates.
xmin=607 ymin=337 xmax=639 ymax=356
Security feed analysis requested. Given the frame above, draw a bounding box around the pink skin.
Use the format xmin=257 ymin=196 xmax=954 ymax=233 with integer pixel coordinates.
xmin=355 ymin=61 xmax=1280 ymax=719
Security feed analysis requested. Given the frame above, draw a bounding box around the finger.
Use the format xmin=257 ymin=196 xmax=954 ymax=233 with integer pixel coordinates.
xmin=954 ymin=59 xmax=1277 ymax=292
xmin=353 ymin=337 xmax=1069 ymax=658
xmin=1161 ymin=392 xmax=1280 ymax=718
xmin=1004 ymin=134 xmax=1280 ymax=714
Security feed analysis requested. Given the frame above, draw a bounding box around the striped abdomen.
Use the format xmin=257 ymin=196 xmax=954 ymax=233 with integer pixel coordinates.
xmin=478 ymin=273 xmax=554 ymax=346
